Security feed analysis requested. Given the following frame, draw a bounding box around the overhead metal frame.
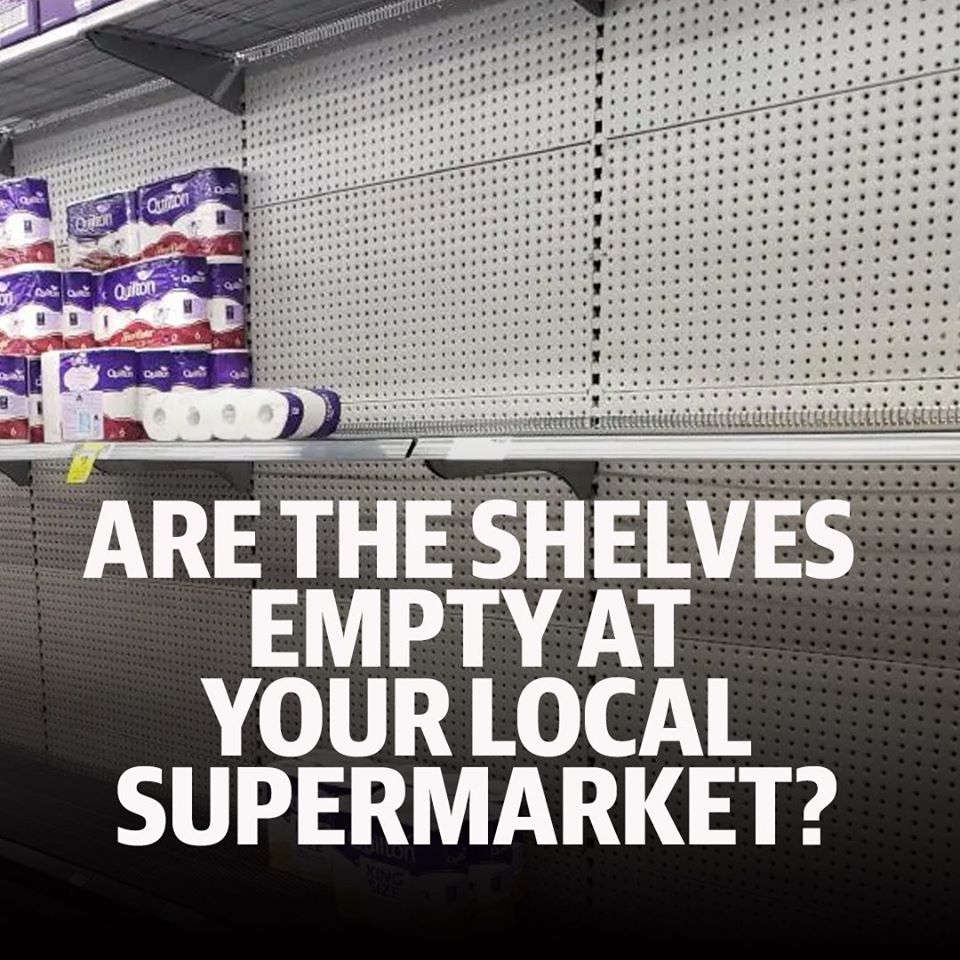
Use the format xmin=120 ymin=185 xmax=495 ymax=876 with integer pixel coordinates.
xmin=572 ymin=0 xmax=603 ymax=15
xmin=85 ymin=26 xmax=245 ymax=115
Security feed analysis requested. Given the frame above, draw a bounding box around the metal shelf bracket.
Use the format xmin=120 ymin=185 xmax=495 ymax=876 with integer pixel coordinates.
xmin=94 ymin=460 xmax=252 ymax=493
xmin=0 ymin=462 xmax=30 ymax=487
xmin=85 ymin=26 xmax=245 ymax=115
xmin=0 ymin=131 xmax=13 ymax=177
xmin=572 ymin=0 xmax=603 ymax=15
xmin=425 ymin=459 xmax=598 ymax=499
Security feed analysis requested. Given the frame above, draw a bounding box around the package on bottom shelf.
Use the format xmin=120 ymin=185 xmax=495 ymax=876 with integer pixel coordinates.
xmin=0 ymin=1 xmax=38 ymax=49
xmin=39 ymin=1 xmax=118 ymax=33
xmin=95 ymin=255 xmax=210 ymax=349
xmin=61 ymin=269 xmax=96 ymax=349
xmin=27 ymin=356 xmax=42 ymax=442
xmin=209 ymin=349 xmax=251 ymax=389
xmin=142 ymin=386 xmax=340 ymax=442
xmin=42 ymin=347 xmax=143 ymax=442
xmin=138 ymin=168 xmax=243 ymax=260
xmin=66 ymin=190 xmax=139 ymax=271
xmin=208 ymin=256 xmax=245 ymax=349
xmin=0 ymin=355 xmax=29 ymax=443
xmin=268 ymin=764 xmax=522 ymax=929
xmin=0 ymin=264 xmax=62 ymax=355
xmin=0 ymin=177 xmax=54 ymax=268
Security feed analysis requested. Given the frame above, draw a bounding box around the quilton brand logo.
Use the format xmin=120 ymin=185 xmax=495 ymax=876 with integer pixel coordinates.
xmin=115 ymin=269 xmax=157 ymax=302
xmin=107 ymin=364 xmax=136 ymax=380
xmin=222 ymin=279 xmax=243 ymax=294
xmin=180 ymin=270 xmax=206 ymax=285
xmin=67 ymin=284 xmax=92 ymax=300
xmin=34 ymin=284 xmax=60 ymax=299
xmin=19 ymin=191 xmax=46 ymax=208
xmin=0 ymin=369 xmax=24 ymax=383
xmin=147 ymin=182 xmax=190 ymax=216
xmin=142 ymin=365 xmax=169 ymax=380
xmin=72 ymin=208 xmax=114 ymax=233
xmin=214 ymin=181 xmax=240 ymax=197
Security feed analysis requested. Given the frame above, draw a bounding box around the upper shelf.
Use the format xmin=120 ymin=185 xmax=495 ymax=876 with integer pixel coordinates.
xmin=0 ymin=0 xmax=431 ymax=130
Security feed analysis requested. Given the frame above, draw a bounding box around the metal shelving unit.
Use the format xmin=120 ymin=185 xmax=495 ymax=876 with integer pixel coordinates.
xmin=0 ymin=0 xmax=445 ymax=136
xmin=2 ymin=431 xmax=960 ymax=471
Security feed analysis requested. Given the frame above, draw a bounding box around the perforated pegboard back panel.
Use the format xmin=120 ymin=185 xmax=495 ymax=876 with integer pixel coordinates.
xmin=246 ymin=0 xmax=598 ymax=431
xmin=586 ymin=459 xmax=960 ymax=935
xmin=245 ymin=0 xmax=596 ymax=204
xmin=0 ymin=480 xmax=43 ymax=753
xmin=600 ymin=71 xmax=960 ymax=428
xmin=603 ymin=0 xmax=960 ymax=138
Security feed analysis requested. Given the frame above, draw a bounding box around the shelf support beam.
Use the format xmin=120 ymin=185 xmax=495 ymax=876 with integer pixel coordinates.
xmin=572 ymin=0 xmax=604 ymax=15
xmin=85 ymin=26 xmax=245 ymax=115
xmin=0 ymin=462 xmax=30 ymax=487
xmin=94 ymin=460 xmax=251 ymax=493
xmin=425 ymin=460 xmax=598 ymax=499
xmin=0 ymin=132 xmax=13 ymax=177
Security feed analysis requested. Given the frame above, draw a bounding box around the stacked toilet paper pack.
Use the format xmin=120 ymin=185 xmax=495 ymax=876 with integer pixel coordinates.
xmin=0 ymin=177 xmax=55 ymax=268
xmin=34 ymin=164 xmax=251 ymax=444
xmin=1 ymin=168 xmax=342 ymax=446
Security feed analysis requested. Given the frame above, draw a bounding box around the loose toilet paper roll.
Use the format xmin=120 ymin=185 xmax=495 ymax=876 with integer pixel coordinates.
xmin=286 ymin=387 xmax=341 ymax=440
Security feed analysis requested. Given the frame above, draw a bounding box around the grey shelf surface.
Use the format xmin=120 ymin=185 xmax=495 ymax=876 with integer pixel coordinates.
xmin=0 ymin=0 xmax=429 ymax=129
xmin=2 ymin=432 xmax=960 ymax=466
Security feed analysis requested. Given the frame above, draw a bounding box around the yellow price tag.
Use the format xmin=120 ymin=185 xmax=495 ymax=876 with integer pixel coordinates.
xmin=66 ymin=443 xmax=111 ymax=485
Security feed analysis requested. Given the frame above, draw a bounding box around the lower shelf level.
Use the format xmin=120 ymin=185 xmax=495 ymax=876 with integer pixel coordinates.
xmin=2 ymin=432 xmax=960 ymax=465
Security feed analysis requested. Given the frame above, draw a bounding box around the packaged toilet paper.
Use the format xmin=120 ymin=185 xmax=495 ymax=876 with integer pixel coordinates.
xmin=285 ymin=387 xmax=341 ymax=439
xmin=61 ymin=269 xmax=96 ymax=349
xmin=42 ymin=347 xmax=142 ymax=442
xmin=0 ymin=178 xmax=55 ymax=268
xmin=137 ymin=348 xmax=172 ymax=415
xmin=169 ymin=349 xmax=210 ymax=392
xmin=208 ymin=256 xmax=246 ymax=349
xmin=143 ymin=387 xmax=340 ymax=442
xmin=0 ymin=355 xmax=28 ymax=442
xmin=138 ymin=168 xmax=243 ymax=260
xmin=209 ymin=349 xmax=251 ymax=389
xmin=95 ymin=256 xmax=210 ymax=349
xmin=66 ymin=191 xmax=139 ymax=271
xmin=0 ymin=265 xmax=63 ymax=355
xmin=27 ymin=356 xmax=42 ymax=443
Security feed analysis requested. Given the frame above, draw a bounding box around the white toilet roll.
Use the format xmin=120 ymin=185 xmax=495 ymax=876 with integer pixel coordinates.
xmin=142 ymin=392 xmax=181 ymax=443
xmin=212 ymin=388 xmax=293 ymax=442
xmin=178 ymin=393 xmax=215 ymax=442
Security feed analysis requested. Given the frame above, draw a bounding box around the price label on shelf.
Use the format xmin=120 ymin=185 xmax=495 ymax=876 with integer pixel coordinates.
xmin=66 ymin=443 xmax=112 ymax=485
